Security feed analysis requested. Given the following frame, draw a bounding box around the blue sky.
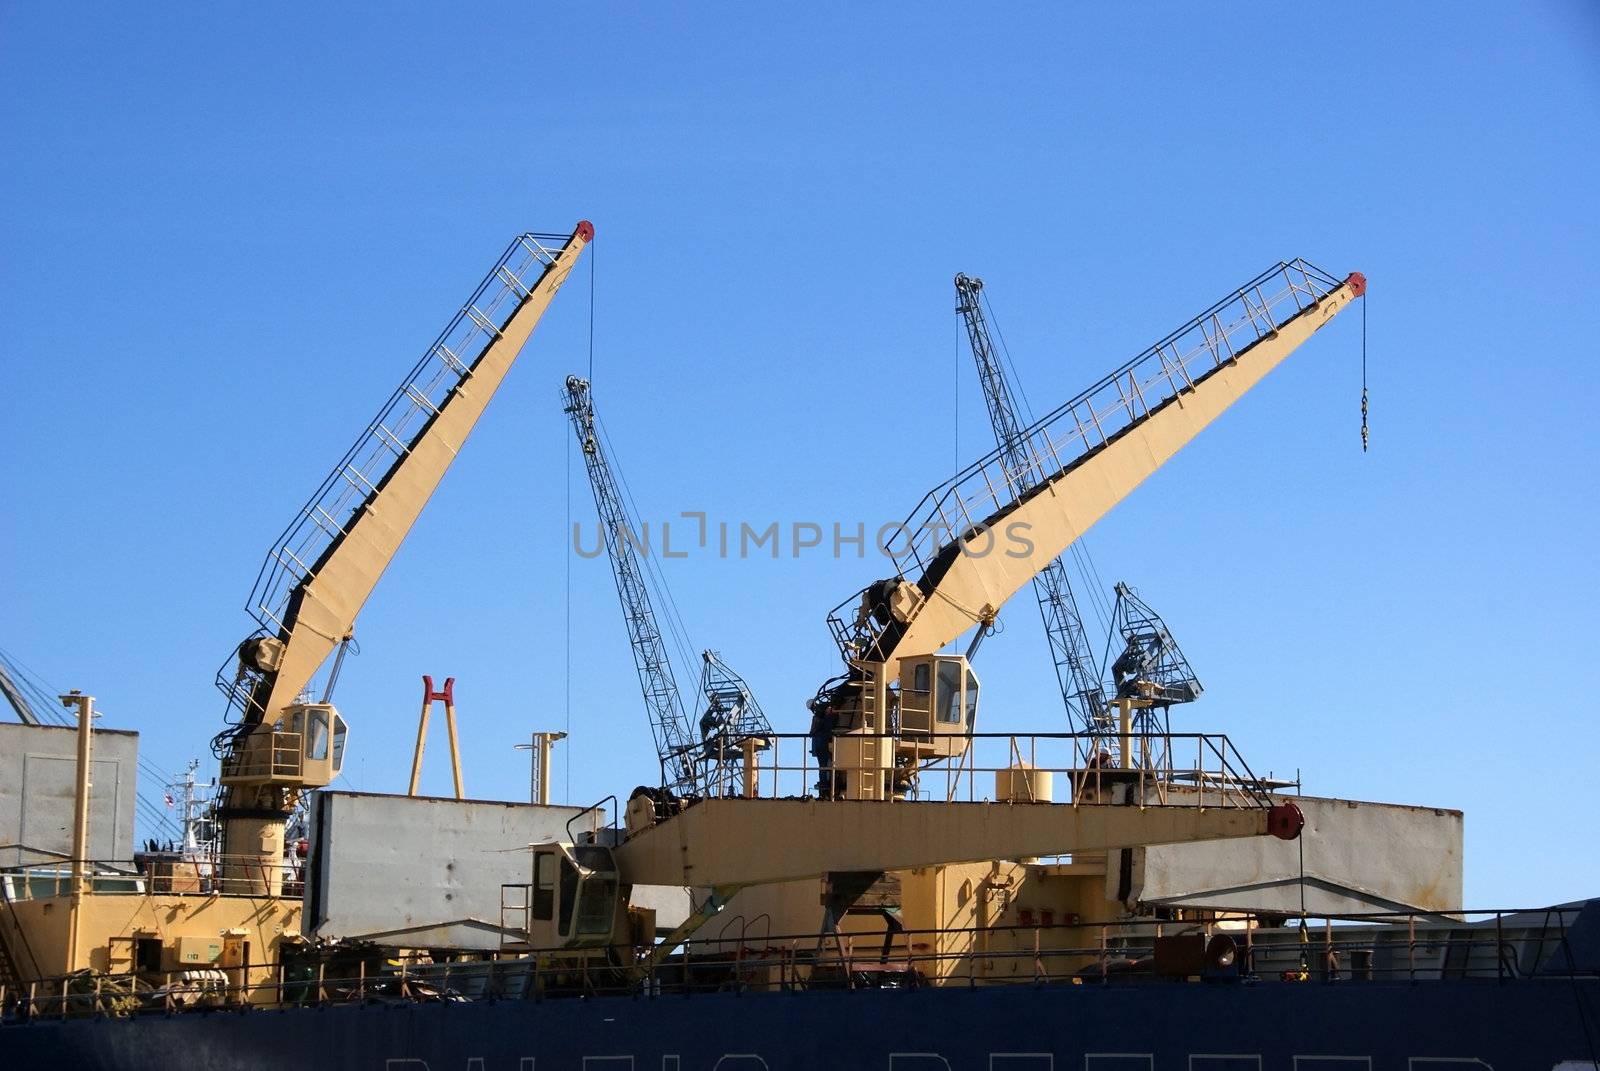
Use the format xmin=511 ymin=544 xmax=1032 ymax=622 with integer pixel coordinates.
xmin=2 ymin=3 xmax=1597 ymax=908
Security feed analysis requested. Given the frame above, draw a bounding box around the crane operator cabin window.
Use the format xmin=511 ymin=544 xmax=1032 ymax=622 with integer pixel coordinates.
xmin=305 ymin=709 xmax=330 ymax=761
xmin=937 ymin=661 xmax=963 ymax=724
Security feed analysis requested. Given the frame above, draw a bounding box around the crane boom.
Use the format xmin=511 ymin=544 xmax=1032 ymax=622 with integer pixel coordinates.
xmin=213 ymin=223 xmax=592 ymax=896
xmin=220 ymin=224 xmax=593 ymax=730
xmin=813 ymin=262 xmax=1363 ymax=800
xmin=954 ymin=273 xmax=1106 ymax=733
xmin=0 ymin=656 xmax=41 ymax=725
xmin=842 ymin=261 xmax=1364 ymax=666
xmin=563 ymin=376 xmax=700 ymax=796
xmin=614 ymin=796 xmax=1302 ymax=888
xmin=563 ymin=377 xmax=776 ymax=798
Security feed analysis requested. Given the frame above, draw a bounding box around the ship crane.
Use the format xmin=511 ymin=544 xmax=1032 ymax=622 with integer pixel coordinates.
xmin=954 ymin=273 xmax=1200 ymax=762
xmin=211 ymin=223 xmax=593 ymax=895
xmin=563 ymin=375 xmax=774 ymax=799
xmin=812 ymin=260 xmax=1365 ymax=801
xmin=698 ymin=649 xmax=773 ymax=790
xmin=506 ymin=261 xmax=1368 ymax=955
xmin=1102 ymin=580 xmax=1204 ymax=771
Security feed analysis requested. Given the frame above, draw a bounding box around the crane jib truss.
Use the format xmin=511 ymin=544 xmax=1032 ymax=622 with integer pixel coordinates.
xmin=564 ymin=376 xmax=700 ymax=796
xmin=563 ymin=377 xmax=775 ymax=798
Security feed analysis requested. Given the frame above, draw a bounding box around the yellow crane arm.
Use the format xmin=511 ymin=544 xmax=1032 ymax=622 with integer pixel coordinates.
xmin=884 ymin=268 xmax=1364 ymax=664
xmin=613 ymin=797 xmax=1304 ymax=887
xmin=251 ymin=223 xmax=592 ymax=721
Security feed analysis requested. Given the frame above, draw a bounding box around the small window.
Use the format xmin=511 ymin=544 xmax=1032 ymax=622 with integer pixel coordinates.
xmin=304 ymin=709 xmax=329 ymax=761
xmin=573 ymin=846 xmax=613 ymax=869
xmin=936 ymin=661 xmax=962 ymax=724
xmin=330 ymin=715 xmax=348 ymax=773
xmin=963 ymin=672 xmax=979 ymax=725
xmin=912 ymin=663 xmax=930 ymax=693
xmin=558 ymin=856 xmax=580 ymax=936
xmin=577 ymin=878 xmax=617 ymax=937
xmin=532 ymin=851 xmax=555 ymax=921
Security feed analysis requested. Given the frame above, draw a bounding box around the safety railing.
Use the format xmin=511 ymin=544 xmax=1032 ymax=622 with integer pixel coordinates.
xmin=648 ymin=905 xmax=1598 ymax=994
xmin=689 ymin=730 xmax=1274 ymax=809
xmin=830 ymin=259 xmax=1345 ymax=660
xmin=218 ymin=726 xmax=303 ymax=781
xmin=0 ymin=852 xmax=305 ymax=901
xmin=0 ymin=867 xmax=144 ymax=903
xmin=217 ymin=229 xmax=583 ymax=719
xmin=4 ymin=905 xmax=1590 ymax=1021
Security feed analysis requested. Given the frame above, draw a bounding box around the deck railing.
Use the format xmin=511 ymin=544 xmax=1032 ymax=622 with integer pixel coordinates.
xmin=0 ymin=852 xmax=307 ymax=902
xmin=688 ymin=730 xmax=1274 ymax=810
xmin=3 ymin=904 xmax=1591 ymax=1022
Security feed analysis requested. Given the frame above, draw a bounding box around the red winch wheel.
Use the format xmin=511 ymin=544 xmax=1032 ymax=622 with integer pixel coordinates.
xmin=1267 ymin=802 xmax=1306 ymax=841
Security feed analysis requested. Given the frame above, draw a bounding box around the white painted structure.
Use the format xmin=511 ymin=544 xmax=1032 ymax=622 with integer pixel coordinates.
xmin=304 ymin=790 xmax=692 ymax=949
xmin=0 ymin=723 xmax=138 ymax=867
xmin=1118 ymin=792 xmax=1464 ymax=915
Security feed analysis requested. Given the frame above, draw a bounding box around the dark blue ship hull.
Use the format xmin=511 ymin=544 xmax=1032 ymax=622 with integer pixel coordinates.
xmin=5 ymin=979 xmax=1599 ymax=1070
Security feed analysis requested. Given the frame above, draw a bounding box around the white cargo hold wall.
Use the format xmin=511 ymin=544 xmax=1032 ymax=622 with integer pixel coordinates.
xmin=1116 ymin=791 xmax=1464 ymax=915
xmin=0 ymin=723 xmax=138 ymax=867
xmin=303 ymin=790 xmax=692 ymax=950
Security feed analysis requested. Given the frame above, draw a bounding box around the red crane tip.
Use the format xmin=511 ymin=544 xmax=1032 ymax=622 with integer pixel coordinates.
xmin=1345 ymin=271 xmax=1366 ymax=298
xmin=575 ymin=220 xmax=595 ymax=242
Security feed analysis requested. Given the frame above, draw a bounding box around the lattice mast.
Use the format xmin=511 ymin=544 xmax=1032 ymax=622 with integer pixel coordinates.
xmin=563 ymin=377 xmax=700 ymax=796
xmin=954 ymin=274 xmax=1107 ymax=735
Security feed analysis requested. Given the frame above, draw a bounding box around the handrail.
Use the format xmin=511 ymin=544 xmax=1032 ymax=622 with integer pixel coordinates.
xmin=3 ymin=903 xmax=1590 ymax=1021
xmin=565 ymin=796 xmax=618 ymax=845
xmin=677 ymin=730 xmax=1275 ymax=808
xmin=0 ymin=851 xmax=308 ymax=901
xmin=218 ymin=726 xmax=304 ymax=780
